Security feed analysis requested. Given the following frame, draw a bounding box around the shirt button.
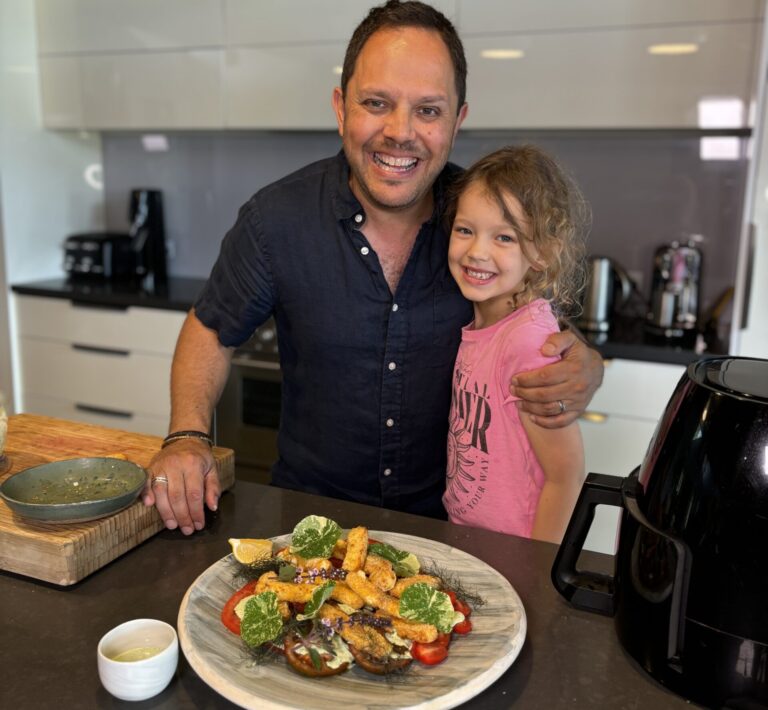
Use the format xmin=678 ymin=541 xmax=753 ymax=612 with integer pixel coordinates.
xmin=361 ymin=246 xmax=370 ymax=255
xmin=392 ymin=303 xmax=399 ymax=312
xmin=354 ymin=213 xmax=364 ymax=224
xmin=386 ymin=418 xmax=394 ymax=427
xmin=383 ymin=468 xmax=392 ymax=477
xmin=388 ymin=362 xmax=396 ymax=371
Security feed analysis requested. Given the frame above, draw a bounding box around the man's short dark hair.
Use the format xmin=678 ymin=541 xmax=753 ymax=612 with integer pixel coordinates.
xmin=341 ymin=0 xmax=467 ymax=113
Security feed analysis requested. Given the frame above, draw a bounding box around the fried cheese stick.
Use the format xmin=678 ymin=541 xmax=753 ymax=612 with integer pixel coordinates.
xmin=374 ymin=611 xmax=438 ymax=643
xmin=391 ymin=574 xmax=441 ymax=598
xmin=344 ymin=570 xmax=401 ymax=617
xmin=254 ymin=572 xmax=291 ymax=619
xmin=318 ymin=603 xmax=392 ymax=660
xmin=363 ymin=554 xmax=396 ymax=592
xmin=341 ymin=526 xmax=369 ymax=572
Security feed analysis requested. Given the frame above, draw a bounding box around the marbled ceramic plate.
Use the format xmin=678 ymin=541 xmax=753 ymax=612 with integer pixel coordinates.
xmin=178 ymin=531 xmax=526 ymax=710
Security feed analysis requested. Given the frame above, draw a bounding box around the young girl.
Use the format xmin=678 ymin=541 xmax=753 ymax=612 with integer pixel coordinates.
xmin=443 ymin=145 xmax=587 ymax=544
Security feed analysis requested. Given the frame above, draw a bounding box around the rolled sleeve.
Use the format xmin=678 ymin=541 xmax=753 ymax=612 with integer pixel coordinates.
xmin=194 ymin=199 xmax=276 ymax=347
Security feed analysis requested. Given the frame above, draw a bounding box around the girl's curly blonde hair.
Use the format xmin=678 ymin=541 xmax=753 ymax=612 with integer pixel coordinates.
xmin=446 ymin=144 xmax=590 ymax=319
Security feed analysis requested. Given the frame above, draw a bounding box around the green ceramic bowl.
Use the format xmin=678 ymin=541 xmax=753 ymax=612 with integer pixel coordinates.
xmin=0 ymin=457 xmax=147 ymax=523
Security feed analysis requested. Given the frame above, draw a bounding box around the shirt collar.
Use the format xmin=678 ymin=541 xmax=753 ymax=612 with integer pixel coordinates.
xmin=330 ymin=149 xmax=462 ymax=226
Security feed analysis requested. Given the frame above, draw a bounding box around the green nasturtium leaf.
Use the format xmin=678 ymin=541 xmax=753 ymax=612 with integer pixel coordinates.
xmin=368 ymin=542 xmax=420 ymax=577
xmin=240 ymin=591 xmax=283 ymax=647
xmin=278 ymin=564 xmax=297 ymax=582
xmin=296 ymin=581 xmax=336 ymax=621
xmin=399 ymin=583 xmax=465 ymax=633
xmin=290 ymin=515 xmax=342 ymax=558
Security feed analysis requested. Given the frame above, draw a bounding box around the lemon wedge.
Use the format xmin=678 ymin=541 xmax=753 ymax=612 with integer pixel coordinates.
xmin=228 ymin=538 xmax=273 ymax=564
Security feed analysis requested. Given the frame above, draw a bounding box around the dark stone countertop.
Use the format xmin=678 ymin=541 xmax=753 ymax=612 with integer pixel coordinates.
xmin=10 ymin=278 xmax=725 ymax=365
xmin=0 ymin=481 xmax=696 ymax=709
xmin=11 ymin=276 xmax=207 ymax=312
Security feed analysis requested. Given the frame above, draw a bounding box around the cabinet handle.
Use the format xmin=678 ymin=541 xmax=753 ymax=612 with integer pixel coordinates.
xmin=72 ymin=343 xmax=130 ymax=357
xmin=71 ymin=300 xmax=128 ymax=312
xmin=75 ymin=403 xmax=133 ymax=419
xmin=580 ymin=411 xmax=608 ymax=423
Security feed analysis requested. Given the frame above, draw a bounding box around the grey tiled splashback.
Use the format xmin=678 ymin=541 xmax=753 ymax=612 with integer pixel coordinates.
xmin=102 ymin=130 xmax=747 ymax=317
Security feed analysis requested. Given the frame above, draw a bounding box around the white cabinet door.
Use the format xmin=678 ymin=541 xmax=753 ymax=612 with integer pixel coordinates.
xmin=456 ymin=0 xmax=762 ymax=35
xmin=35 ymin=0 xmax=224 ymax=53
xmin=224 ymin=0 xmax=457 ymax=45
xmin=463 ymin=22 xmax=757 ymax=129
xmin=37 ymin=56 xmax=85 ymax=129
xmin=79 ymin=50 xmax=224 ymax=129
xmin=579 ymin=414 xmax=659 ymax=555
xmin=16 ymin=297 xmax=186 ymax=355
xmin=224 ymin=45 xmax=344 ymax=129
xmin=577 ymin=358 xmax=685 ymax=554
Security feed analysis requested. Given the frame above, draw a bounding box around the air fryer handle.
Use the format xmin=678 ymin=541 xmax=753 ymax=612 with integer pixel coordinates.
xmin=551 ymin=472 xmax=625 ymax=616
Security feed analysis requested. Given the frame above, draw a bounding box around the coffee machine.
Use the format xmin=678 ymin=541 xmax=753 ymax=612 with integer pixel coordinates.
xmin=646 ymin=238 xmax=702 ymax=345
xmin=128 ymin=188 xmax=167 ymax=286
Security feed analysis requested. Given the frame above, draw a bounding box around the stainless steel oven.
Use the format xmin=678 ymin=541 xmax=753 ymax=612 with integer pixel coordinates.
xmin=216 ymin=320 xmax=280 ymax=484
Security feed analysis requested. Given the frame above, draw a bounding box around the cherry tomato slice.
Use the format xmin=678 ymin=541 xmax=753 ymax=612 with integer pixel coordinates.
xmin=435 ymin=632 xmax=452 ymax=648
xmin=453 ymin=619 xmax=473 ymax=635
xmin=411 ymin=641 xmax=449 ymax=666
xmin=221 ymin=579 xmax=259 ymax=635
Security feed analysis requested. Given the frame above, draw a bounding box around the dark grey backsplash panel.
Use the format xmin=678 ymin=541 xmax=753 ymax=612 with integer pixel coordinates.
xmin=103 ymin=130 xmax=747 ymax=317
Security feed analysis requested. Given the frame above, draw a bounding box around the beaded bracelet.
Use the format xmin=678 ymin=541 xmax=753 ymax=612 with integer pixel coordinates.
xmin=161 ymin=430 xmax=213 ymax=449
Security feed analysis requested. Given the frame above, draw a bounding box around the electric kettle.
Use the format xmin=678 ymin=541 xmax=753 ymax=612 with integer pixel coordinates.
xmin=577 ymin=256 xmax=633 ymax=333
xmin=552 ymin=357 xmax=768 ymax=707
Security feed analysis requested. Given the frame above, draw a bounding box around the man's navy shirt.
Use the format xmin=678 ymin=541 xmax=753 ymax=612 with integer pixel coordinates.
xmin=195 ymin=152 xmax=471 ymax=517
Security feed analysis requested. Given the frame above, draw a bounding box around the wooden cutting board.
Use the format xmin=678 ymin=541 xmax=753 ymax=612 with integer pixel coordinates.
xmin=0 ymin=414 xmax=235 ymax=585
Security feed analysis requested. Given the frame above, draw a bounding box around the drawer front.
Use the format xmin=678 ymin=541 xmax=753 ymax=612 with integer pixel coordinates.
xmin=587 ymin=359 xmax=686 ymax=420
xmin=23 ymin=393 xmax=168 ymax=437
xmin=15 ymin=295 xmax=186 ymax=355
xmin=20 ymin=338 xmax=172 ymax=418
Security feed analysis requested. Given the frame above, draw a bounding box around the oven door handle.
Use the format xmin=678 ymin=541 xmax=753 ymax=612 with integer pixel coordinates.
xmin=230 ymin=356 xmax=281 ymax=371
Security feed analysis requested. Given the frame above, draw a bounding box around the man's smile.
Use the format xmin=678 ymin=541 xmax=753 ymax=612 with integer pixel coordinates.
xmin=372 ymin=152 xmax=420 ymax=173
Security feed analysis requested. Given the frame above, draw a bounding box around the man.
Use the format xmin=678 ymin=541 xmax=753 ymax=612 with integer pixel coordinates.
xmin=144 ymin=0 xmax=603 ymax=535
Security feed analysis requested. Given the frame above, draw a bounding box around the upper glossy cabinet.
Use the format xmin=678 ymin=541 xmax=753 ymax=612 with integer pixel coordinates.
xmin=34 ymin=0 xmax=764 ymax=130
xmin=463 ymin=22 xmax=758 ymax=129
xmin=455 ymin=0 xmax=762 ymax=34
xmin=35 ymin=0 xmax=224 ymax=52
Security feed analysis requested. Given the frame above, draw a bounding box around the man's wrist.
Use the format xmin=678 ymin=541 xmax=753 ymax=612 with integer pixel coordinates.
xmin=162 ymin=430 xmax=214 ymax=449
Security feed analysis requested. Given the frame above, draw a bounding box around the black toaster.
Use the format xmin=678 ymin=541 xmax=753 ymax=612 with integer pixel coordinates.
xmin=63 ymin=232 xmax=136 ymax=280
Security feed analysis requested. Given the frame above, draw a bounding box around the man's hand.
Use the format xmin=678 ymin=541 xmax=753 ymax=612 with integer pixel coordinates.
xmin=143 ymin=439 xmax=220 ymax=535
xmin=511 ymin=330 xmax=604 ymax=428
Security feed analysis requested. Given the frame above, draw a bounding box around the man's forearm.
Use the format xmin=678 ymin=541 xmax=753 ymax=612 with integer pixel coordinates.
xmin=168 ymin=309 xmax=234 ymax=434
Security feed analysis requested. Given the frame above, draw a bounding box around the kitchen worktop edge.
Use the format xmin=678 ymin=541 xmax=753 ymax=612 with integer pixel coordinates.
xmin=11 ymin=276 xmax=207 ymax=312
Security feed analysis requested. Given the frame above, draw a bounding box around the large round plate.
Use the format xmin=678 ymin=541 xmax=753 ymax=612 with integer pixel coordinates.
xmin=178 ymin=531 xmax=526 ymax=709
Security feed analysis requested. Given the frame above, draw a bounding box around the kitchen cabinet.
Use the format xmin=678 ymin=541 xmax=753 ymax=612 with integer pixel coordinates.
xmin=462 ymin=21 xmax=757 ymax=129
xmin=15 ymin=295 xmax=184 ymax=436
xmin=34 ymin=0 xmax=224 ymax=53
xmin=456 ymin=0 xmax=762 ymax=35
xmin=33 ymin=0 xmax=763 ymax=130
xmin=579 ymin=358 xmax=686 ymax=554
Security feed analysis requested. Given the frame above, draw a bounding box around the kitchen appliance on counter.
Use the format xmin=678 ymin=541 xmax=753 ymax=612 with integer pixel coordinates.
xmin=63 ymin=232 xmax=135 ymax=279
xmin=552 ymin=357 xmax=768 ymax=707
xmin=576 ymin=256 xmax=633 ymax=334
xmin=646 ymin=238 xmax=702 ymax=346
xmin=216 ymin=319 xmax=280 ymax=485
xmin=129 ymin=188 xmax=167 ymax=286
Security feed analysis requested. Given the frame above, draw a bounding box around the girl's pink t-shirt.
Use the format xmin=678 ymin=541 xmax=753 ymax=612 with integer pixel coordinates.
xmin=442 ymin=299 xmax=560 ymax=537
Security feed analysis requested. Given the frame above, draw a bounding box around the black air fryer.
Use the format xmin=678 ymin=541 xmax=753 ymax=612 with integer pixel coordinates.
xmin=552 ymin=357 xmax=768 ymax=708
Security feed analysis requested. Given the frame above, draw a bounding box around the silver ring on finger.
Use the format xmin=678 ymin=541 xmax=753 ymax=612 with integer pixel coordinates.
xmin=151 ymin=475 xmax=169 ymax=486
xmin=557 ymin=400 xmax=566 ymax=414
